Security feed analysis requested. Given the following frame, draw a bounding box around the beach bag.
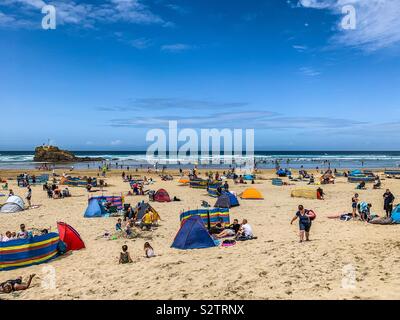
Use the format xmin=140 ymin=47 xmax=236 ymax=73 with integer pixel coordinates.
xmin=308 ymin=210 xmax=316 ymax=221
xmin=57 ymin=241 xmax=68 ymax=255
xmin=222 ymin=240 xmax=236 ymax=247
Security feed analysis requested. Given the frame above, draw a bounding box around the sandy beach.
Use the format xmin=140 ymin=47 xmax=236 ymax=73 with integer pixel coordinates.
xmin=1 ymin=168 xmax=400 ymax=300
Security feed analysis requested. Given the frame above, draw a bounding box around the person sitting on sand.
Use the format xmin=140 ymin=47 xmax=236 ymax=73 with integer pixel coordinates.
xmin=125 ymin=220 xmax=134 ymax=236
xmin=17 ymin=224 xmax=29 ymax=239
xmin=359 ymin=203 xmax=373 ymax=222
xmin=209 ymin=218 xmax=226 ymax=234
xmin=290 ymin=205 xmax=312 ymax=243
xmin=357 ymin=181 xmax=366 ymax=190
xmin=317 ymin=187 xmax=325 ymax=200
xmin=144 ymin=242 xmax=155 ymax=258
xmin=8 ymin=189 xmax=14 ymax=197
xmin=116 ymin=218 xmax=122 ymax=231
xmin=53 ymin=188 xmax=61 ymax=199
xmin=235 ymin=219 xmax=254 ymax=240
xmin=104 ymin=201 xmax=112 ymax=212
xmin=119 ymin=245 xmax=133 ymax=264
xmin=223 ymin=181 xmax=229 ymax=191
xmin=140 ymin=210 xmax=153 ymax=231
xmin=0 ymin=274 xmax=36 ymax=294
xmin=86 ymin=184 xmax=92 ymax=192
xmin=0 ymin=231 xmax=12 ymax=242
xmin=215 ymin=219 xmax=241 ymax=238
xmin=373 ymin=178 xmax=382 ymax=189
xmin=62 ymin=188 xmax=70 ymax=197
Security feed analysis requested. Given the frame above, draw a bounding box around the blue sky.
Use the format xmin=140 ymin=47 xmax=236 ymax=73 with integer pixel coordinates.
xmin=0 ymin=0 xmax=400 ymax=150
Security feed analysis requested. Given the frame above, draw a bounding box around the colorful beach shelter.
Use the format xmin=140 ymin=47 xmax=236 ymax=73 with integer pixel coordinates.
xmin=391 ymin=205 xmax=400 ymax=224
xmin=84 ymin=198 xmax=107 ymax=218
xmin=240 ymin=188 xmax=263 ymax=200
xmin=0 ymin=195 xmax=25 ymax=213
xmin=171 ymin=215 xmax=217 ymax=250
xmin=154 ymin=189 xmax=171 ymax=202
xmin=208 ymin=182 xmax=222 ymax=197
xmin=0 ymin=233 xmax=60 ymax=271
xmin=57 ymin=222 xmax=85 ymax=251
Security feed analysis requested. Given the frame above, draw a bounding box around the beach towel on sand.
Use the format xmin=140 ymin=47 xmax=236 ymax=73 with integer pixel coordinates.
xmin=368 ymin=217 xmax=393 ymax=225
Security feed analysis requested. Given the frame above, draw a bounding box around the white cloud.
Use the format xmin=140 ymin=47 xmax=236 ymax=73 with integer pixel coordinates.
xmin=0 ymin=0 xmax=166 ymax=28
xmin=109 ymin=111 xmax=362 ymax=130
xmin=110 ymin=139 xmax=122 ymax=145
xmin=161 ymin=43 xmax=193 ymax=52
xmin=129 ymin=37 xmax=152 ymax=49
xmin=293 ymin=44 xmax=308 ymax=52
xmin=299 ymin=67 xmax=321 ymax=76
xmin=298 ymin=0 xmax=400 ymax=51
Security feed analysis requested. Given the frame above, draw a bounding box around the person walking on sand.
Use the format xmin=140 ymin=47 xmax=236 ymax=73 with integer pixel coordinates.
xmin=352 ymin=193 xmax=359 ymax=219
xmin=291 ymin=205 xmax=312 ymax=243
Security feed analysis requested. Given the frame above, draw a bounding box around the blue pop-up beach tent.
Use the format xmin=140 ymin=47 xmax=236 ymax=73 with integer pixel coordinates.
xmin=84 ymin=198 xmax=107 ymax=218
xmin=391 ymin=205 xmax=400 ymax=224
xmin=171 ymin=215 xmax=217 ymax=250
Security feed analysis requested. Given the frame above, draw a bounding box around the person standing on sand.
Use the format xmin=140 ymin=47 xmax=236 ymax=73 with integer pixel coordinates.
xmin=383 ymin=189 xmax=395 ymax=217
xmin=25 ymin=185 xmax=32 ymax=208
xmin=352 ymin=193 xmax=359 ymax=219
xmin=291 ymin=205 xmax=312 ymax=243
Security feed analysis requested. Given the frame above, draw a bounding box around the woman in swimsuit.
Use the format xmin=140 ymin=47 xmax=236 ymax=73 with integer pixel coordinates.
xmin=290 ymin=205 xmax=312 ymax=243
xmin=0 ymin=274 xmax=35 ymax=294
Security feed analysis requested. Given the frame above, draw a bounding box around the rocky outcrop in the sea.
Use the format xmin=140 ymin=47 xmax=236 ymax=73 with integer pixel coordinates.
xmin=34 ymin=146 xmax=103 ymax=163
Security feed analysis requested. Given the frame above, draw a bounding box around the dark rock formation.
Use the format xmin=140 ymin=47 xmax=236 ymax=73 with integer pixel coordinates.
xmin=34 ymin=146 xmax=104 ymax=163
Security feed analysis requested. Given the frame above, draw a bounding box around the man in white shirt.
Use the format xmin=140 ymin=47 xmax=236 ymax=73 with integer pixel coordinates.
xmin=241 ymin=219 xmax=253 ymax=238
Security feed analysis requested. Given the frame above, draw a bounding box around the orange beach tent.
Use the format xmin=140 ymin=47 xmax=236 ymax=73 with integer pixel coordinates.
xmin=240 ymin=188 xmax=264 ymax=200
xmin=178 ymin=178 xmax=190 ymax=185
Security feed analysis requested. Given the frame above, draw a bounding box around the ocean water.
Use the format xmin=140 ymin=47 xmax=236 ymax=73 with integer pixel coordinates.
xmin=1 ymin=151 xmax=400 ymax=170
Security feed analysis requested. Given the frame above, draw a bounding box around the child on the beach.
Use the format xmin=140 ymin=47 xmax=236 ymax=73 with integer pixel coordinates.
xmin=119 ymin=245 xmax=133 ymax=264
xmin=290 ymin=205 xmax=312 ymax=243
xmin=115 ymin=218 xmax=122 ymax=231
xmin=144 ymin=242 xmax=155 ymax=258
xmin=352 ymin=193 xmax=359 ymax=219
